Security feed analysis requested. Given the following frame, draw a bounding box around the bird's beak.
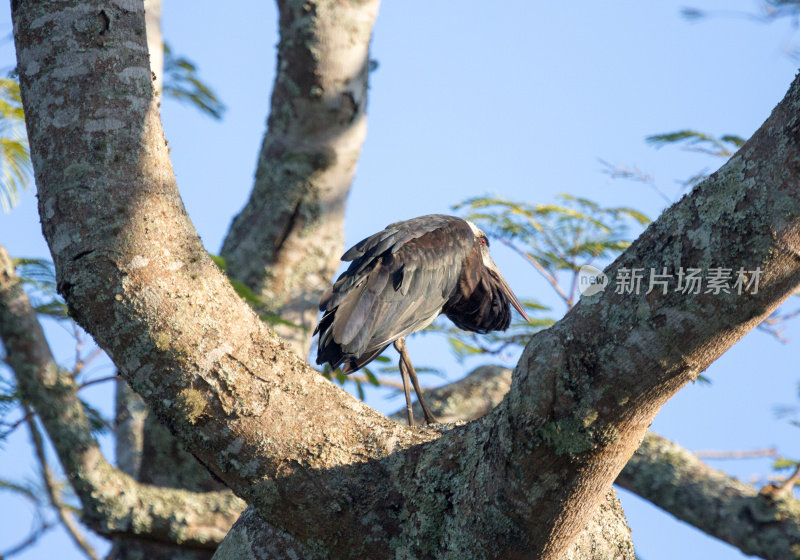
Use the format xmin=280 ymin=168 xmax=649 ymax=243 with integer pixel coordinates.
xmin=483 ymin=251 xmax=529 ymax=323
xmin=496 ymin=272 xmax=529 ymax=323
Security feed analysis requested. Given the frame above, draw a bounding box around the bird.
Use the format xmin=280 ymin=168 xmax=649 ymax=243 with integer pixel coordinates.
xmin=314 ymin=214 xmax=529 ymax=426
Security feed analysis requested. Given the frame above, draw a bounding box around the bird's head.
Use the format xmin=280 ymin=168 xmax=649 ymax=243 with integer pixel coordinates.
xmin=465 ymin=220 xmax=530 ymax=323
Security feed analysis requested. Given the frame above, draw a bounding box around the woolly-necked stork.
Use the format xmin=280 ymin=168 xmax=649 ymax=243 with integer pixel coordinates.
xmin=314 ymin=214 xmax=528 ymax=425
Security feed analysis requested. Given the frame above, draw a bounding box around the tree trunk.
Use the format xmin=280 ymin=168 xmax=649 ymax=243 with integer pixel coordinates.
xmin=111 ymin=3 xmax=224 ymax=558
xmin=12 ymin=0 xmax=800 ymax=558
xmin=220 ymin=0 xmax=378 ymax=357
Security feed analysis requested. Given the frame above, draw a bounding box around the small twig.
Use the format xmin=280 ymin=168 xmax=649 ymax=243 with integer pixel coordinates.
xmin=77 ymin=374 xmax=120 ymax=390
xmin=756 ymin=303 xmax=800 ymax=342
xmin=763 ymin=308 xmax=800 ymax=324
xmin=756 ymin=322 xmax=789 ymax=343
xmin=567 ymin=228 xmax=582 ymax=308
xmin=0 ymin=478 xmax=41 ymax=505
xmin=347 ymin=374 xmax=408 ymax=392
xmin=694 ymin=447 xmax=779 ymax=459
xmin=598 ymin=158 xmax=673 ymax=205
xmin=759 ymin=463 xmax=800 ymax=500
xmin=0 ymin=518 xmax=56 ymax=559
xmin=71 ymin=324 xmax=85 ymax=378
xmin=26 ymin=406 xmax=100 ymax=560
xmin=500 ymin=238 xmax=571 ymax=307
xmin=0 ymin=406 xmax=33 ymax=438
xmin=72 ymin=344 xmax=103 ymax=379
xmin=784 ymin=464 xmax=800 ymax=488
xmin=538 ymin=225 xmax=571 ymax=273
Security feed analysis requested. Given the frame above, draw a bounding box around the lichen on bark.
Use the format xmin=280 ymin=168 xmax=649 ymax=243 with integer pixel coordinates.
xmin=11 ymin=0 xmax=800 ymax=557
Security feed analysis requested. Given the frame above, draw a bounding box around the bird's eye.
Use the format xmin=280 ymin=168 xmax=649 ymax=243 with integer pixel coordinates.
xmin=480 ymin=237 xmax=489 ymax=247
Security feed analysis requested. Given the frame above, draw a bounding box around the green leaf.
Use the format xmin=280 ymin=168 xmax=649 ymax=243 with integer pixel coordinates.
xmin=441 ymin=193 xmax=654 ymax=358
xmin=208 ymin=253 xmax=227 ymax=270
xmin=773 ymin=458 xmax=799 ymax=470
xmin=646 ymin=130 xmax=712 ymax=148
xmin=228 ymin=278 xmax=262 ymax=307
xmin=80 ymin=398 xmax=108 ymax=436
xmin=32 ymin=300 xmax=69 ymax=319
xmin=363 ymin=368 xmax=381 ymax=387
xmin=447 ymin=337 xmax=485 ymax=362
xmin=13 ymin=258 xmax=68 ymax=320
xmin=720 ymin=134 xmax=746 ymax=147
xmin=455 ymin=194 xmax=649 ymax=285
xmin=646 ymin=129 xmax=746 ymax=158
xmin=258 ymin=313 xmax=307 ymax=330
xmin=0 ymin=78 xmax=31 ymax=213
xmin=163 ymin=42 xmax=226 ymax=120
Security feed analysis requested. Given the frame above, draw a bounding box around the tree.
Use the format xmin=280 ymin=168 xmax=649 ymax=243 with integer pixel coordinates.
xmin=3 ymin=1 xmax=800 ymax=559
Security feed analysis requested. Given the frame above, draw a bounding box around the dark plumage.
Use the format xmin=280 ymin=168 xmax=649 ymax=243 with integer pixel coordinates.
xmin=314 ymin=214 xmax=528 ymax=425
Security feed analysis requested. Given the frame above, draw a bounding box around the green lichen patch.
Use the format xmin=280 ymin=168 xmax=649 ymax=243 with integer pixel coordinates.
xmin=535 ymin=417 xmax=595 ymax=457
xmin=152 ymin=330 xmax=171 ymax=351
xmin=176 ymin=387 xmax=208 ymax=425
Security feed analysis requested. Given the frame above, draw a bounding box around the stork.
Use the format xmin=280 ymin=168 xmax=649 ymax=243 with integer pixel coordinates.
xmin=314 ymin=214 xmax=528 ymax=426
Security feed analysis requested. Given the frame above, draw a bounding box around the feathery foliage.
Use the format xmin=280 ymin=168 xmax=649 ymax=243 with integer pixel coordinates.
xmin=163 ymin=43 xmax=226 ymax=120
xmin=418 ymin=194 xmax=652 ymax=361
xmin=13 ymin=258 xmax=68 ymax=319
xmin=0 ymin=78 xmax=31 ymax=212
xmin=646 ymin=130 xmax=745 ymax=158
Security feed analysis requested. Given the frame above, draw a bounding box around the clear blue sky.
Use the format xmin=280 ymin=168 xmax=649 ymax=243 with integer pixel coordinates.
xmin=0 ymin=1 xmax=798 ymax=559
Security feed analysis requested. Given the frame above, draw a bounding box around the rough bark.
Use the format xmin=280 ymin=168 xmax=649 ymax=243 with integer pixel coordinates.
xmin=113 ymin=0 xmax=157 ymax=490
xmin=216 ymin=490 xmax=634 ymax=560
xmin=220 ymin=0 xmax=378 ymax=356
xmin=215 ymin=365 xmax=635 ymax=560
xmin=114 ymin=381 xmax=147 ymax=477
xmin=0 ymin=247 xmax=246 ymax=547
xmin=25 ymin=406 xmax=101 ymax=560
xmin=410 ymin=365 xmax=800 ymax=560
xmin=112 ymin=408 xmax=229 ymax=560
xmin=110 ymin=3 xmax=226 ymax=557
xmin=12 ymin=1 xmax=800 ymax=559
xmin=387 ymin=364 xmax=516 ymax=424
xmin=617 ymin=432 xmax=800 ymax=560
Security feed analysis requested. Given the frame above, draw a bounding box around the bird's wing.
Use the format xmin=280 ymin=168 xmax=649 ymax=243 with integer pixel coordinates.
xmin=319 ymin=214 xmax=466 ymax=312
xmin=316 ymin=215 xmax=474 ymax=372
xmin=443 ymin=260 xmax=513 ymax=333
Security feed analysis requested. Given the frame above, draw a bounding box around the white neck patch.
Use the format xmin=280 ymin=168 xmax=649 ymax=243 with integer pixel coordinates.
xmin=465 ymin=220 xmax=499 ymax=271
xmin=465 ymin=220 xmax=484 ymax=238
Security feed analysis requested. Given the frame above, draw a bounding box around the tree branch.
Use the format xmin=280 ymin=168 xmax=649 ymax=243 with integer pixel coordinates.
xmin=26 ymin=405 xmax=101 ymax=560
xmin=409 ymin=365 xmax=800 ymax=560
xmin=220 ymin=0 xmax=379 ymax=356
xmin=216 ymin=364 xmax=635 ymax=560
xmin=496 ymin=75 xmax=800 ymax=556
xmin=12 ymin=1 xmax=800 ymax=558
xmin=13 ymin=4 xmax=430 ymax=557
xmin=617 ymin=432 xmax=800 ymax=560
xmin=0 ymin=247 xmax=245 ymax=548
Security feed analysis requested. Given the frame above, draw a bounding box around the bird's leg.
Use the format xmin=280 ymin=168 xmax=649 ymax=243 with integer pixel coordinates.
xmin=394 ymin=338 xmax=439 ymax=425
xmin=394 ymin=339 xmax=415 ymax=426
